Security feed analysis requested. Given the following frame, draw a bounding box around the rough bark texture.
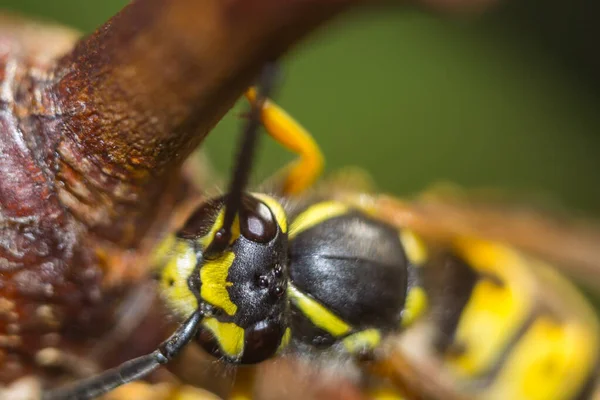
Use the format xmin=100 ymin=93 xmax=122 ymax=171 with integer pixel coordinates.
xmin=52 ymin=0 xmax=351 ymax=246
xmin=0 ymin=16 xmax=107 ymax=383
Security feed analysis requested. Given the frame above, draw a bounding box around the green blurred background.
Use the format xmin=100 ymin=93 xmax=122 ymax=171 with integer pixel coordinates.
xmin=2 ymin=0 xmax=599 ymax=215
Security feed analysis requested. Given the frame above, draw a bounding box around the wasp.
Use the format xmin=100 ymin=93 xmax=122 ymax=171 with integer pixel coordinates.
xmin=42 ymin=63 xmax=600 ymax=400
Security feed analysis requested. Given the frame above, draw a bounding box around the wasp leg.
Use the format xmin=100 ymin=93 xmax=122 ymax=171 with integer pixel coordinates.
xmin=42 ymin=311 xmax=202 ymax=400
xmin=245 ymin=88 xmax=324 ymax=196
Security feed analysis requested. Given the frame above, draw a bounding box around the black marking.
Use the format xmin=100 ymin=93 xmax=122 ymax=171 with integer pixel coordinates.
xmin=195 ymin=326 xmax=222 ymax=359
xmin=406 ymin=257 xmax=422 ymax=290
xmin=477 ymin=310 xmax=540 ymax=386
xmin=177 ymin=196 xmax=226 ymax=240
xmin=289 ymin=211 xmax=408 ymax=331
xmin=426 ymin=253 xmax=506 ymax=355
xmin=424 ymin=253 xmax=478 ymax=354
xmin=225 ymin=227 xmax=288 ymax=328
xmin=289 ymin=304 xmax=338 ymax=348
xmin=186 ymin=242 xmax=203 ymax=305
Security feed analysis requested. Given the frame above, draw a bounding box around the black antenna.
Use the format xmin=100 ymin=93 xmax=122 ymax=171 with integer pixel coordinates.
xmin=206 ymin=63 xmax=280 ymax=256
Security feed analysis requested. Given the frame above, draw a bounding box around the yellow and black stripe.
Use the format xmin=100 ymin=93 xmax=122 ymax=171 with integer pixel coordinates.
xmin=284 ymin=200 xmax=428 ymax=356
xmin=423 ymin=238 xmax=600 ymax=400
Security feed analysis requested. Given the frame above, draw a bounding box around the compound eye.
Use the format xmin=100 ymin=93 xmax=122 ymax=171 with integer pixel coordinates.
xmin=239 ymin=196 xmax=277 ymax=243
xmin=178 ymin=196 xmax=225 ymax=240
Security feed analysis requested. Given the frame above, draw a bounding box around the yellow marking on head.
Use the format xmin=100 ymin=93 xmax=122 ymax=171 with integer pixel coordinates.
xmin=401 ymin=286 xmax=428 ymax=328
xmin=399 ymin=230 xmax=428 ymax=265
xmin=287 ymin=284 xmax=351 ymax=337
xmin=197 ymin=208 xmax=240 ymax=250
xmin=200 ymin=252 xmax=237 ymax=316
xmin=485 ymin=315 xmax=598 ymax=400
xmin=277 ymin=327 xmax=292 ymax=354
xmin=157 ymin=239 xmax=199 ymax=318
xmin=342 ymin=329 xmax=381 ymax=354
xmin=202 ymin=317 xmax=245 ymax=359
xmin=289 ymin=201 xmax=349 ymax=239
xmin=252 ymin=193 xmax=288 ymax=234
xmin=447 ymin=238 xmax=535 ymax=377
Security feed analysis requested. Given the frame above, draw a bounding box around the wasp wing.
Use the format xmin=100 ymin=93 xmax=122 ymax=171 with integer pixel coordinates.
xmin=368 ymin=192 xmax=600 ymax=294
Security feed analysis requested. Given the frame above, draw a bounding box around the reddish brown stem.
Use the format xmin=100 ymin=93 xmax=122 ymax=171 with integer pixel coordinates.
xmin=53 ymin=0 xmax=354 ymax=245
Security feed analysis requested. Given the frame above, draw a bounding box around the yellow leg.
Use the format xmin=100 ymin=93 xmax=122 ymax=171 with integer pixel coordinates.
xmin=245 ymin=88 xmax=324 ymax=196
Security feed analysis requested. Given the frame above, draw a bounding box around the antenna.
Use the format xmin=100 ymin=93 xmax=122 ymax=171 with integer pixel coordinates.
xmin=205 ymin=63 xmax=280 ymax=256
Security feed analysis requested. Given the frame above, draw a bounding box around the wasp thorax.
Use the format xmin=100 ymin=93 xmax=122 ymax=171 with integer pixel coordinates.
xmin=178 ymin=194 xmax=290 ymax=364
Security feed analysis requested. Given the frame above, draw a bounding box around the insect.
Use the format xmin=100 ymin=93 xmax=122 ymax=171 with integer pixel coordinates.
xmin=2 ymin=2 xmax=599 ymax=399
xmin=0 ymin=0 xmax=383 ymax=392
xmin=42 ymin=60 xmax=600 ymax=400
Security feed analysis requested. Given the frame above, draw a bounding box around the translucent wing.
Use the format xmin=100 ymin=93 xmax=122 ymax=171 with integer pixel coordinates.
xmin=370 ymin=190 xmax=600 ymax=293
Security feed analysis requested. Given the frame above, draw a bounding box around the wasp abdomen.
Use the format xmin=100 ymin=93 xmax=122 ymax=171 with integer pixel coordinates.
xmin=421 ymin=239 xmax=600 ymax=400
